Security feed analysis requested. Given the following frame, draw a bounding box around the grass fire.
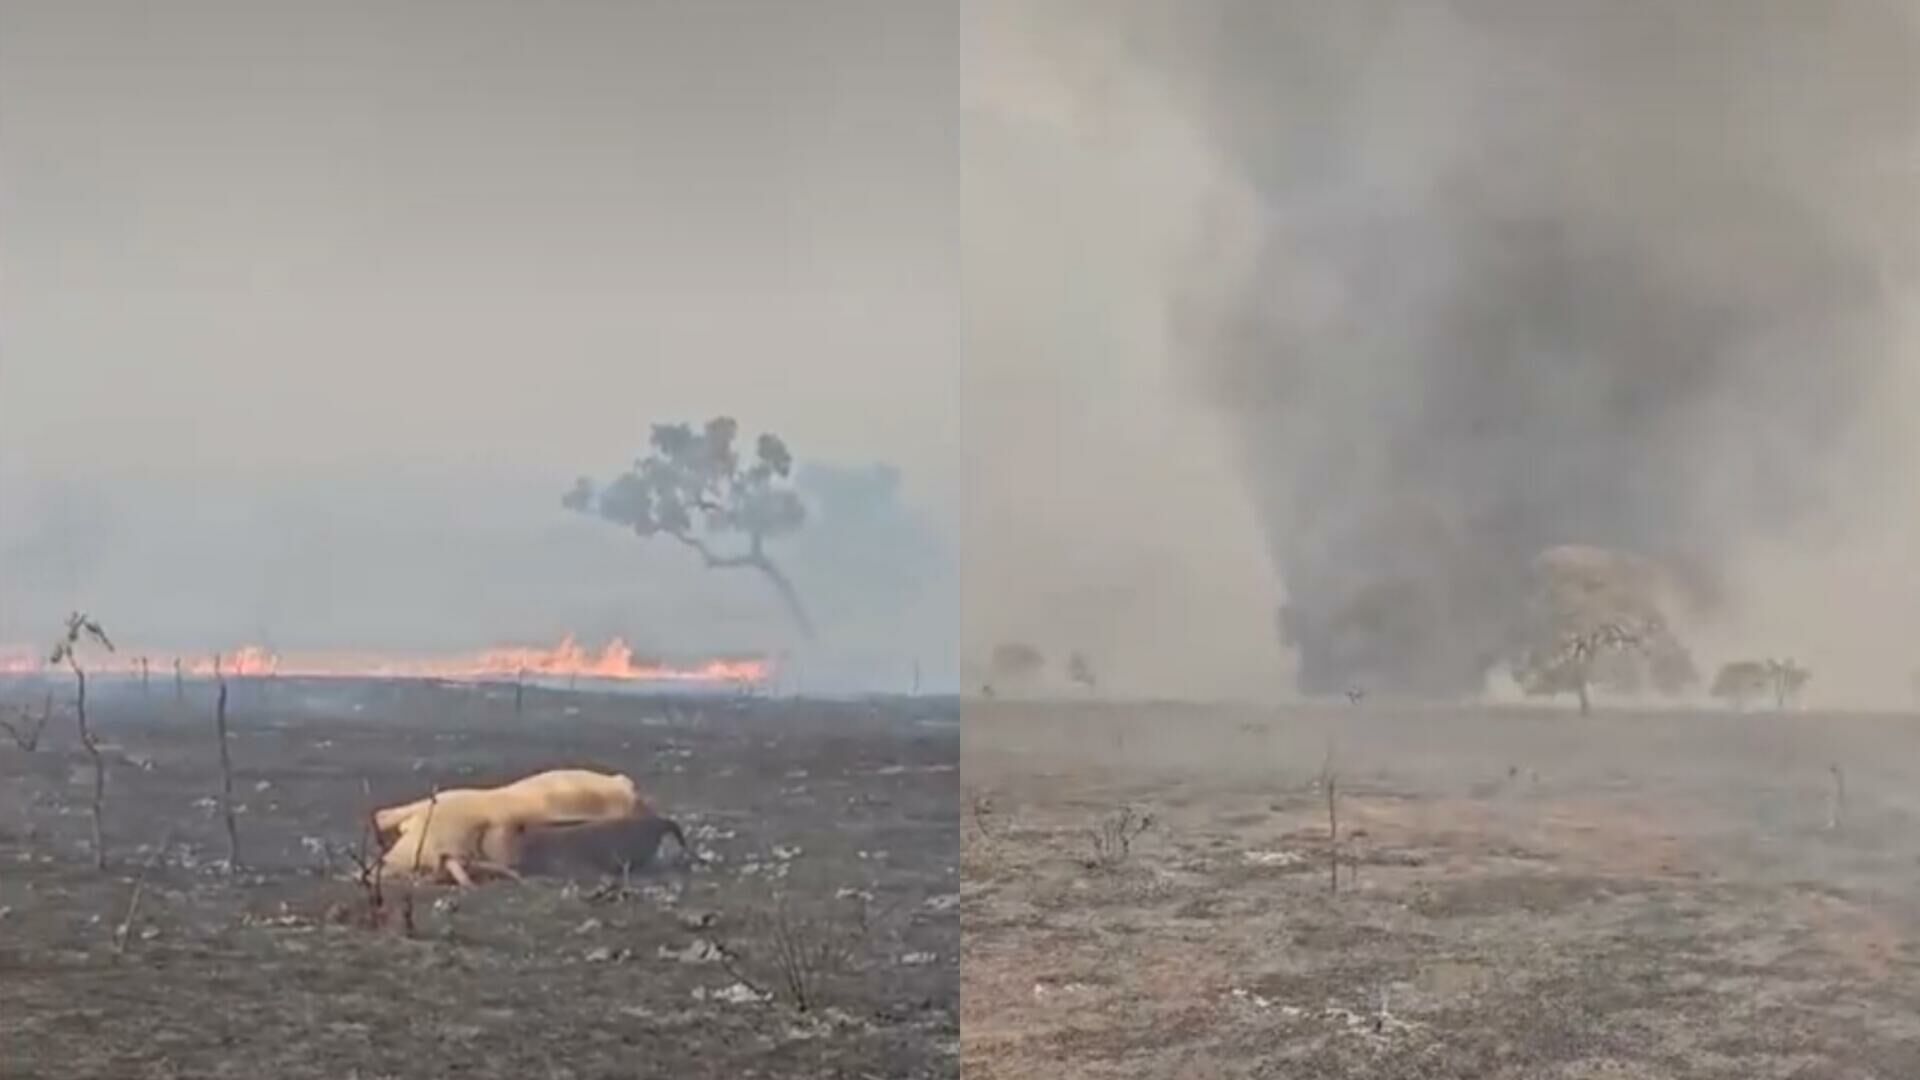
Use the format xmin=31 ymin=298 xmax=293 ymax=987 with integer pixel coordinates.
xmin=1 ymin=634 xmax=770 ymax=688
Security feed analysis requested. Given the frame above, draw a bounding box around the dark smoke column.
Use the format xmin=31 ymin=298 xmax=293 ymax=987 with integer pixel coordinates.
xmin=1149 ymin=1 xmax=1917 ymax=696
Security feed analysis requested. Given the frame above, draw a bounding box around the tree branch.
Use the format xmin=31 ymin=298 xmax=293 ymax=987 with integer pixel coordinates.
xmin=748 ymin=548 xmax=816 ymax=639
xmin=667 ymin=531 xmax=816 ymax=637
xmin=669 ymin=531 xmax=755 ymax=570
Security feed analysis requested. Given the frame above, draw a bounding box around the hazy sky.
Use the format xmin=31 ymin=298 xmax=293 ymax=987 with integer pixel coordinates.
xmin=0 ymin=0 xmax=958 ymax=678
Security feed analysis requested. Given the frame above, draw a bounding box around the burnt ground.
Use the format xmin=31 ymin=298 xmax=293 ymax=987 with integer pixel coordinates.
xmin=0 ymin=679 xmax=958 ymax=1079
xmin=963 ymin=701 xmax=1920 ymax=1079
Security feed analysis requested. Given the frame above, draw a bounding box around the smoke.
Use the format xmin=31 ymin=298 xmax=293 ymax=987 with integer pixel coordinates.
xmin=782 ymin=462 xmax=959 ymax=692
xmin=1074 ymin=1 xmax=1919 ymax=697
xmin=0 ymin=1 xmax=959 ymax=692
xmin=0 ymin=476 xmax=122 ymax=616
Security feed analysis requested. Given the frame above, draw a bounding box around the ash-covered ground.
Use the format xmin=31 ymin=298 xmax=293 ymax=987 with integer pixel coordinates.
xmin=963 ymin=701 xmax=1920 ymax=1079
xmin=0 ymin=679 xmax=958 ymax=1079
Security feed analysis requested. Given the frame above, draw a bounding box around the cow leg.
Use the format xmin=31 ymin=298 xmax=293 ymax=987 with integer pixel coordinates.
xmin=467 ymin=859 xmax=523 ymax=883
xmin=443 ymin=856 xmax=476 ymax=888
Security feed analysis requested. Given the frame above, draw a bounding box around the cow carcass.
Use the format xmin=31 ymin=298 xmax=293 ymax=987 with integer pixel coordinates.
xmin=372 ymin=768 xmax=688 ymax=885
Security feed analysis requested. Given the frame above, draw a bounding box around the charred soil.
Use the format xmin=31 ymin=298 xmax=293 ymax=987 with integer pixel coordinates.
xmin=963 ymin=701 xmax=1920 ymax=1079
xmin=0 ymin=681 xmax=958 ymax=1079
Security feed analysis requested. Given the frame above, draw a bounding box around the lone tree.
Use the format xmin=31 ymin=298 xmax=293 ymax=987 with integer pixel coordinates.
xmin=1712 ymin=657 xmax=1810 ymax=710
xmin=1513 ymin=618 xmax=1686 ymax=716
xmin=51 ymin=612 xmax=115 ymax=868
xmin=1066 ymin=651 xmax=1097 ymax=693
xmin=1512 ymin=545 xmax=1699 ymax=715
xmin=565 ymin=417 xmax=813 ymax=636
xmin=986 ymin=641 xmax=1046 ymax=695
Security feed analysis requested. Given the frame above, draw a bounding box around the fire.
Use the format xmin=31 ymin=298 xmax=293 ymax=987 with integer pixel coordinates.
xmin=467 ymin=636 xmax=768 ymax=683
xmin=0 ymin=648 xmax=40 ymax=676
xmin=0 ymin=635 xmax=770 ymax=686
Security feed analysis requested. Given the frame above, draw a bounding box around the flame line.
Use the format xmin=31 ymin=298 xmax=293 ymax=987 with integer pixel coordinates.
xmin=0 ymin=635 xmax=770 ymax=685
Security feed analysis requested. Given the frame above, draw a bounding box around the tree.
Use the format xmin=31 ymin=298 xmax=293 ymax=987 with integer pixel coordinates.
xmin=987 ymin=642 xmax=1045 ymax=693
xmin=565 ymin=417 xmax=813 ymax=636
xmin=1769 ymin=658 xmax=1810 ymax=708
xmin=1513 ymin=618 xmax=1678 ymax=716
xmin=1511 ymin=545 xmax=1699 ymax=714
xmin=1066 ymin=651 xmax=1097 ymax=693
xmin=1712 ymin=658 xmax=1809 ymax=710
xmin=51 ymin=612 xmax=114 ymax=868
xmin=0 ymin=694 xmax=52 ymax=752
xmin=211 ymin=656 xmax=242 ymax=871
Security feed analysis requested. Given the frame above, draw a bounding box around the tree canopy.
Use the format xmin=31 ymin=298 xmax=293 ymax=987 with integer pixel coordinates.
xmin=565 ymin=417 xmax=814 ymax=635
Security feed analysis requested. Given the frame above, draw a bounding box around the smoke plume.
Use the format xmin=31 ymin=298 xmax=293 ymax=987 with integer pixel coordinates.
xmin=1121 ymin=2 xmax=1919 ymax=696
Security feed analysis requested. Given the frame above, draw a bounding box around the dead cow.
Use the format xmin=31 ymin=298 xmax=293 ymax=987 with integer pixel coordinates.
xmin=373 ymin=768 xmax=640 ymax=842
xmin=372 ymin=768 xmax=686 ymax=886
xmin=516 ymin=815 xmax=692 ymax=879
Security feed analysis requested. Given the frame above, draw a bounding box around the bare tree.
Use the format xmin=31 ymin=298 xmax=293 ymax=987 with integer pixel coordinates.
xmin=1082 ymin=804 xmax=1154 ymax=870
xmin=565 ymin=417 xmax=813 ymax=635
xmin=111 ymin=831 xmax=172 ymax=957
xmin=0 ymin=694 xmax=52 ymax=752
xmin=713 ymin=889 xmax=868 ymax=1013
xmin=212 ymin=656 xmax=241 ymax=872
xmin=330 ymin=815 xmax=412 ymax=935
xmin=1324 ymin=758 xmax=1339 ymax=896
xmin=51 ymin=612 xmax=115 ymax=869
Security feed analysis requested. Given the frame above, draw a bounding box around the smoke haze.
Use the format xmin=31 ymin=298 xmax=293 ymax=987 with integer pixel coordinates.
xmin=0 ymin=0 xmax=958 ymax=689
xmin=966 ymin=1 xmax=1920 ymax=704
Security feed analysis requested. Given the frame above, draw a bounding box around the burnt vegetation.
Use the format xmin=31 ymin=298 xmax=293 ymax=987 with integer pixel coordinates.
xmin=0 ymin=691 xmax=54 ymax=752
xmin=0 ymin=664 xmax=958 ymax=1079
xmin=1082 ymin=804 xmax=1154 ymax=871
xmin=50 ymin=611 xmax=116 ymax=869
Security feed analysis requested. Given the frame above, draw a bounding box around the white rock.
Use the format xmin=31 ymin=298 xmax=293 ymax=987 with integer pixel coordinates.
xmin=657 ymin=938 xmax=722 ymax=965
xmin=693 ymin=981 xmax=769 ymax=1005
